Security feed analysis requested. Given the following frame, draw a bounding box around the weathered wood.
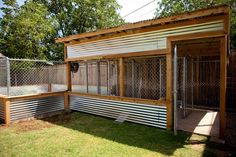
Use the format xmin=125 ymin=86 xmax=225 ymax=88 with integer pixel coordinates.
xmin=69 ymin=92 xmax=167 ymax=106
xmin=119 ymin=58 xmax=124 ymax=97
xmin=56 ymin=5 xmax=228 ymax=43
xmin=219 ymin=36 xmax=227 ymax=139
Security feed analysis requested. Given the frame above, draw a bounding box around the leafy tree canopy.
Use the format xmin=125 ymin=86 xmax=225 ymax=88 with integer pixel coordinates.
xmin=0 ymin=0 xmax=124 ymax=60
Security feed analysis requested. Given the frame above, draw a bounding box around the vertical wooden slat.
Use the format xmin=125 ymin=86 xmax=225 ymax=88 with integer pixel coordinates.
xmin=166 ymin=40 xmax=173 ymax=129
xmin=64 ymin=45 xmax=68 ymax=60
xmin=48 ymin=84 xmax=52 ymax=92
xmin=119 ymin=58 xmax=124 ymax=97
xmin=4 ymin=98 xmax=10 ymax=124
xmin=219 ymin=36 xmax=227 ymax=139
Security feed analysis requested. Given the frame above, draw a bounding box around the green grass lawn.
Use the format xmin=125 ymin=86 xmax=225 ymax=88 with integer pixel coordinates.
xmin=0 ymin=112 xmax=213 ymax=157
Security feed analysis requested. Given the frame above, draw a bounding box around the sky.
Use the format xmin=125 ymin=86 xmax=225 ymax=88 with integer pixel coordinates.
xmin=0 ymin=0 xmax=160 ymax=22
xmin=117 ymin=0 xmax=160 ymax=23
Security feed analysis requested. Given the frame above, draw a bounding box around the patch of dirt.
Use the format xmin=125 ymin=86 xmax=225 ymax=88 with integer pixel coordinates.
xmin=14 ymin=112 xmax=73 ymax=133
xmin=14 ymin=120 xmax=54 ymax=133
xmin=42 ymin=112 xmax=72 ymax=124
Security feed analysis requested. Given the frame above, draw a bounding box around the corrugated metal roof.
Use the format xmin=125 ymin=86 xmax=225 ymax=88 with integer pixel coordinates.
xmin=56 ymin=4 xmax=229 ymax=43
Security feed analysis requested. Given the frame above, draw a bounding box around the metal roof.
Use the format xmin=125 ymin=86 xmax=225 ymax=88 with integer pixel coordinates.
xmin=56 ymin=5 xmax=229 ymax=43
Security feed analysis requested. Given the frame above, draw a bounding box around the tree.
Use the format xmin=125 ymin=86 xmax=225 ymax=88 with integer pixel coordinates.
xmin=155 ymin=0 xmax=236 ymax=49
xmin=0 ymin=0 xmax=124 ymax=60
xmin=0 ymin=0 xmax=56 ymax=59
xmin=34 ymin=0 xmax=124 ymax=37
xmin=34 ymin=0 xmax=124 ymax=60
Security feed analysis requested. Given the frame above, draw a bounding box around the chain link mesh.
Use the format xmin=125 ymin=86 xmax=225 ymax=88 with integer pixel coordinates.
xmin=177 ymin=56 xmax=220 ymax=109
xmin=0 ymin=58 xmax=66 ymax=96
xmin=124 ymin=57 xmax=167 ymax=100
xmin=0 ymin=58 xmax=7 ymax=96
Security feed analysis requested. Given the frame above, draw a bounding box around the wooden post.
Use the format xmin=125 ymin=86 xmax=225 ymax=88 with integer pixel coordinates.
xmin=48 ymin=84 xmax=52 ymax=92
xmin=166 ymin=40 xmax=173 ymax=129
xmin=119 ymin=58 xmax=124 ymax=97
xmin=4 ymin=98 xmax=10 ymax=125
xmin=219 ymin=36 xmax=227 ymax=139
xmin=64 ymin=92 xmax=69 ymax=111
xmin=67 ymin=62 xmax=72 ymax=91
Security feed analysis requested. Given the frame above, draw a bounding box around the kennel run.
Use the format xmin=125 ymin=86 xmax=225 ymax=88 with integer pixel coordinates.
xmin=0 ymin=5 xmax=230 ymax=139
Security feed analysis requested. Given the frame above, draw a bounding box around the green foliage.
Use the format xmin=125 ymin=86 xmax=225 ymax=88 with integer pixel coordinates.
xmin=0 ymin=0 xmax=124 ymax=60
xmin=0 ymin=0 xmax=56 ymax=59
xmin=155 ymin=0 xmax=236 ymax=49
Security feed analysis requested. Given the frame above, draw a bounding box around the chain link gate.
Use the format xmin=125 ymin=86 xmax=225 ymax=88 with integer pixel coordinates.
xmin=177 ymin=56 xmax=220 ymax=118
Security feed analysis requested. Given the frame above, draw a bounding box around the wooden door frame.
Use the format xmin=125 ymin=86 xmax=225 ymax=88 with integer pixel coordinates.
xmin=166 ymin=31 xmax=228 ymax=139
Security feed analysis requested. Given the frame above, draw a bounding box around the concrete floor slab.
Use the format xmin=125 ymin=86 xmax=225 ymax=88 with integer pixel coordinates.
xmin=178 ymin=109 xmax=219 ymax=137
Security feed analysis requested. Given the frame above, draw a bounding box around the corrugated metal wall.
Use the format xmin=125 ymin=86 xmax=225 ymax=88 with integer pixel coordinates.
xmin=70 ymin=96 xmax=167 ymax=128
xmin=10 ymin=96 xmax=64 ymax=121
xmin=0 ymin=99 xmax=4 ymax=121
xmin=67 ymin=20 xmax=224 ymax=58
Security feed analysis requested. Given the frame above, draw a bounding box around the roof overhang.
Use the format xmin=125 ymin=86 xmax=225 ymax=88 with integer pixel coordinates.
xmin=56 ymin=5 xmax=229 ymax=44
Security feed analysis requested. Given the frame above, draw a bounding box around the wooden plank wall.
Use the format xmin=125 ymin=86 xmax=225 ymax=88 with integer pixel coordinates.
xmin=227 ymin=50 xmax=236 ymax=112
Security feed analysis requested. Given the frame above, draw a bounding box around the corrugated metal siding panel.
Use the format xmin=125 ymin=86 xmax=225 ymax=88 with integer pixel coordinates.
xmin=10 ymin=96 xmax=64 ymax=121
xmin=0 ymin=100 xmax=4 ymax=121
xmin=67 ymin=20 xmax=224 ymax=58
xmin=70 ymin=96 xmax=167 ymax=128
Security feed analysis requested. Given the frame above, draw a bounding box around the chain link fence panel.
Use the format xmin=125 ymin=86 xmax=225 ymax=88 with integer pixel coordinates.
xmin=0 ymin=58 xmax=66 ymax=96
xmin=124 ymin=57 xmax=167 ymax=100
xmin=177 ymin=56 xmax=220 ymax=109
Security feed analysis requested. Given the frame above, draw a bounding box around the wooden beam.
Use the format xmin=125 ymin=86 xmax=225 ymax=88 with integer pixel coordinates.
xmin=3 ymin=98 xmax=10 ymax=125
xmin=56 ymin=5 xmax=228 ymax=43
xmin=68 ymin=92 xmax=167 ymax=106
xmin=64 ymin=45 xmax=68 ymax=61
xmin=219 ymin=36 xmax=227 ymax=139
xmin=65 ymin=15 xmax=225 ymax=46
xmin=119 ymin=58 xmax=124 ymax=97
xmin=67 ymin=62 xmax=72 ymax=91
xmin=48 ymin=83 xmax=52 ymax=92
xmin=9 ymin=92 xmax=65 ymax=101
xmin=64 ymin=92 xmax=69 ymax=111
xmin=166 ymin=39 xmax=173 ymax=129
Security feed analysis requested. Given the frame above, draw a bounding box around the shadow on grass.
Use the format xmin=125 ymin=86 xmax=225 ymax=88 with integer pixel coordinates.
xmin=42 ymin=112 xmax=212 ymax=156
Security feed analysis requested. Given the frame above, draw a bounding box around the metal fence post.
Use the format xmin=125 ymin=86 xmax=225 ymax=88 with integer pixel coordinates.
xmin=6 ymin=57 xmax=10 ymax=97
xmin=173 ymin=45 xmax=178 ymax=135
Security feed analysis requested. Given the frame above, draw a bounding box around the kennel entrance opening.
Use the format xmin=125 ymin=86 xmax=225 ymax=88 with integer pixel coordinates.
xmin=174 ymin=38 xmax=221 ymax=118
